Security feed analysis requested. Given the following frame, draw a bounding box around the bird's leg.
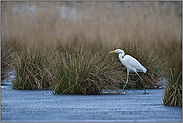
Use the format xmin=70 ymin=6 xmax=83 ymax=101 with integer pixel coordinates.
xmin=122 ymin=70 xmax=129 ymax=93
xmin=135 ymin=72 xmax=149 ymax=94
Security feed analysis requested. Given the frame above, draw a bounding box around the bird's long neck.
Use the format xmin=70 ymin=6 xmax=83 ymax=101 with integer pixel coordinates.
xmin=118 ymin=53 xmax=125 ymax=66
xmin=119 ymin=53 xmax=125 ymax=59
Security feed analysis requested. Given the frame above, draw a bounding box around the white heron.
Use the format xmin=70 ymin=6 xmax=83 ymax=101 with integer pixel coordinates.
xmin=109 ymin=49 xmax=148 ymax=94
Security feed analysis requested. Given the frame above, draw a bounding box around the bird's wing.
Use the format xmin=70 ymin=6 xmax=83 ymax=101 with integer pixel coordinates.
xmin=124 ymin=55 xmax=147 ymax=73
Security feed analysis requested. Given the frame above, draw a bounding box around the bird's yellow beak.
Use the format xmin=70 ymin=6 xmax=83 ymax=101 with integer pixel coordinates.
xmin=109 ymin=50 xmax=116 ymax=53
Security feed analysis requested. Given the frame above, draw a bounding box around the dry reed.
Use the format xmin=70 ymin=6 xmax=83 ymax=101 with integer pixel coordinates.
xmin=1 ymin=2 xmax=182 ymax=100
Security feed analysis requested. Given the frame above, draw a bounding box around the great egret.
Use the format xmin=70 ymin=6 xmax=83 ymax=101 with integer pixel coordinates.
xmin=109 ymin=49 xmax=148 ymax=94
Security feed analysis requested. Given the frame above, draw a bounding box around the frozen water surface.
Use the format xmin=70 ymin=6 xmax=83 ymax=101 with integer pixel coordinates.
xmin=1 ymin=84 xmax=182 ymax=122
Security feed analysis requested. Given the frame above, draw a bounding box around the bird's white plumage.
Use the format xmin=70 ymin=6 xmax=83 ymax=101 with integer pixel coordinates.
xmin=109 ymin=49 xmax=148 ymax=94
xmin=120 ymin=55 xmax=147 ymax=73
xmin=109 ymin=49 xmax=147 ymax=73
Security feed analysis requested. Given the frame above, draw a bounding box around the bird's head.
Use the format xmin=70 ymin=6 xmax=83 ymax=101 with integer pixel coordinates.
xmin=109 ymin=49 xmax=125 ymax=54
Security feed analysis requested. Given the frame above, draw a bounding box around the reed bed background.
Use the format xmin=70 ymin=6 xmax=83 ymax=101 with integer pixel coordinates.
xmin=1 ymin=2 xmax=182 ymax=105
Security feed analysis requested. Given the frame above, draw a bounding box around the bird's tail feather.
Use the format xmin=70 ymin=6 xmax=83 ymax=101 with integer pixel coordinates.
xmin=142 ymin=66 xmax=147 ymax=73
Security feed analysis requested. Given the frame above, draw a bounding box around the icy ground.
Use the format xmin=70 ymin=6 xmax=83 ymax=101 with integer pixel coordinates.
xmin=1 ymin=84 xmax=182 ymax=122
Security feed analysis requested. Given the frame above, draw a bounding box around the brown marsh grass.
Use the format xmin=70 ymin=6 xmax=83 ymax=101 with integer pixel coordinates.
xmin=1 ymin=1 xmax=182 ymax=103
xmin=161 ymin=40 xmax=182 ymax=106
xmin=48 ymin=47 xmax=125 ymax=94
xmin=11 ymin=47 xmax=51 ymax=90
xmin=2 ymin=2 xmax=181 ymax=49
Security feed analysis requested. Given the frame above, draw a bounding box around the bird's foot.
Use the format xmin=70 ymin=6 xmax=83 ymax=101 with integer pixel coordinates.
xmin=120 ymin=90 xmax=126 ymax=95
xmin=143 ymin=92 xmax=149 ymax=94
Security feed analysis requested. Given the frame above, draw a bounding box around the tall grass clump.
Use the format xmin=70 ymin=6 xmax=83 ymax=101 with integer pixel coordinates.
xmin=11 ymin=47 xmax=50 ymax=90
xmin=1 ymin=41 xmax=13 ymax=80
xmin=1 ymin=39 xmax=25 ymax=81
xmin=162 ymin=40 xmax=182 ymax=106
xmin=48 ymin=45 xmax=125 ymax=94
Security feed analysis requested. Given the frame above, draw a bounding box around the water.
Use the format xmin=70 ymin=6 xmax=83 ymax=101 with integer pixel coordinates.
xmin=1 ymin=84 xmax=182 ymax=122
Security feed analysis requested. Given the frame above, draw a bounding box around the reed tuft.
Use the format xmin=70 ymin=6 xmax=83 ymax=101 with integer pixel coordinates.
xmin=162 ymin=40 xmax=182 ymax=106
xmin=12 ymin=47 xmax=50 ymax=90
xmin=48 ymin=46 xmax=125 ymax=94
